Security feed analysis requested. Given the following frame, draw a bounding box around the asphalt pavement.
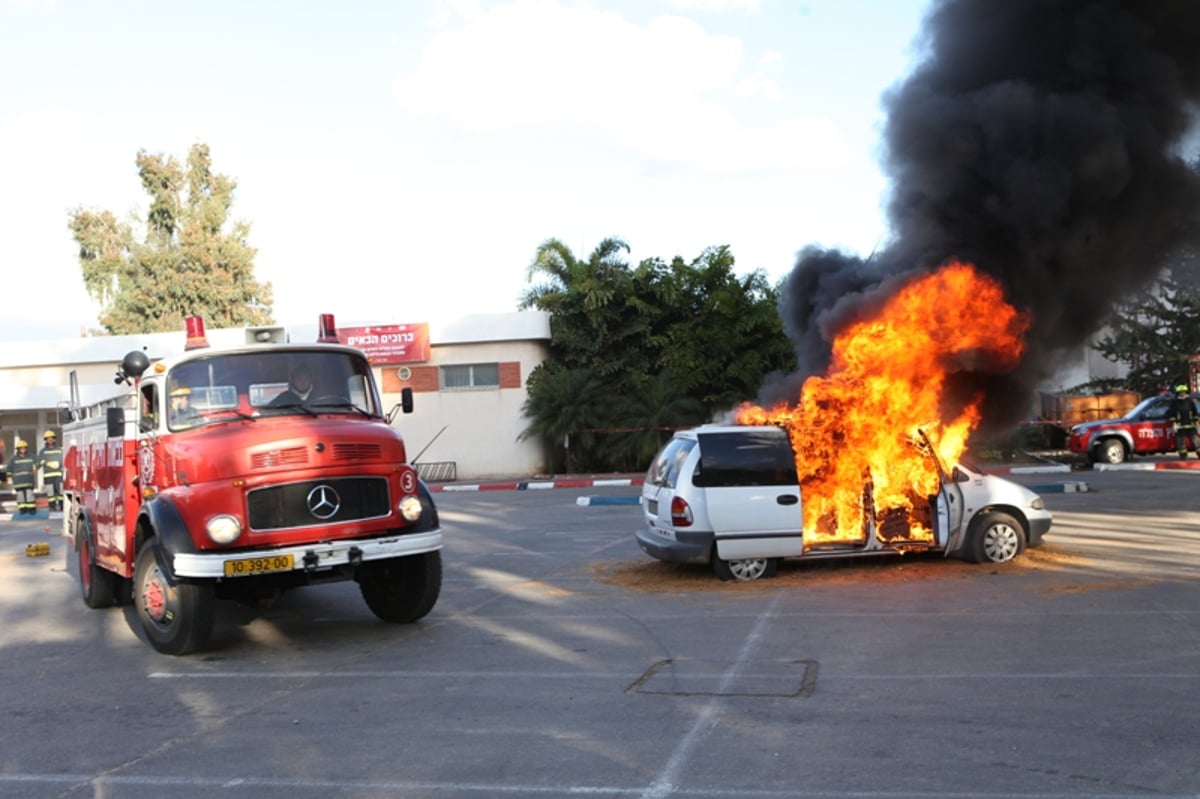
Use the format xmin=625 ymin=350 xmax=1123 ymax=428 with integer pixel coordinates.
xmin=0 ymin=465 xmax=1197 ymax=798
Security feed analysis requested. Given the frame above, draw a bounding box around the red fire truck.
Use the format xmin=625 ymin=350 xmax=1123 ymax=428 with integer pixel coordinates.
xmin=61 ymin=314 xmax=442 ymax=655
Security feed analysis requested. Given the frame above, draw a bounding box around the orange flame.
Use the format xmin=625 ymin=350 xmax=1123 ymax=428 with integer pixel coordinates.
xmin=736 ymin=261 xmax=1029 ymax=548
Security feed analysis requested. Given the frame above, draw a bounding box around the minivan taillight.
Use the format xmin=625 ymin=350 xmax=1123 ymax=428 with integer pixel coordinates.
xmin=670 ymin=496 xmax=693 ymax=527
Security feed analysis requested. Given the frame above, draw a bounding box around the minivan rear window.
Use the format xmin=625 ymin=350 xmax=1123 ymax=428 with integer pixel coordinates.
xmin=646 ymin=437 xmax=696 ymax=488
xmin=694 ymin=429 xmax=798 ymax=488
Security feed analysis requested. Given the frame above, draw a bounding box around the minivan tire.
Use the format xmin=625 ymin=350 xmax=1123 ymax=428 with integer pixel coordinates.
xmin=713 ymin=554 xmax=778 ymax=582
xmin=965 ymin=511 xmax=1025 ymax=564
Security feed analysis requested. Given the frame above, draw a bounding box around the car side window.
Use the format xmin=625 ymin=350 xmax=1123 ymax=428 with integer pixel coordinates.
xmin=694 ymin=430 xmax=799 ymax=488
xmin=139 ymin=384 xmax=160 ymax=432
xmin=1145 ymin=399 xmax=1173 ymax=420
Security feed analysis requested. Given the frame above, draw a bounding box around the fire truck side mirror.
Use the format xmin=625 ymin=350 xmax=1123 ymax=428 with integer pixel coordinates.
xmin=386 ymin=388 xmax=415 ymax=424
xmin=106 ymin=407 xmax=125 ymax=438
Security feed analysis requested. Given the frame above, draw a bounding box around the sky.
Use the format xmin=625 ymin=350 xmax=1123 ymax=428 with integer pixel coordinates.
xmin=0 ymin=0 xmax=932 ymax=341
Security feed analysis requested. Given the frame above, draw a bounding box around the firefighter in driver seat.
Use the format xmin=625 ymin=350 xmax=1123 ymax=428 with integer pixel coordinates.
xmin=1171 ymin=384 xmax=1197 ymax=459
xmin=169 ymin=386 xmax=200 ymax=429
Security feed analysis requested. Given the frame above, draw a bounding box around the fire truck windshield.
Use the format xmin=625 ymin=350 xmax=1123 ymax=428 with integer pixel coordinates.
xmin=166 ymin=349 xmax=381 ymax=425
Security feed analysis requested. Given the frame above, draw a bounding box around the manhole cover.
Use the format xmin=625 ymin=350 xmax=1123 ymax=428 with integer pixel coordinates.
xmin=629 ymin=658 xmax=817 ymax=698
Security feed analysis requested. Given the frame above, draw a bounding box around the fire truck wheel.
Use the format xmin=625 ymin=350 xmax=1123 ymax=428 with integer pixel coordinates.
xmin=359 ymin=551 xmax=442 ymax=623
xmin=133 ymin=541 xmax=216 ymax=656
xmin=712 ymin=555 xmax=778 ymax=582
xmin=965 ymin=511 xmax=1025 ymax=564
xmin=77 ymin=518 xmax=116 ymax=609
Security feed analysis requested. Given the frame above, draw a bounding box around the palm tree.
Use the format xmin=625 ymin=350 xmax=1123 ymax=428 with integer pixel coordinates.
xmin=518 ymin=236 xmax=630 ymax=312
xmin=519 ymin=366 xmax=613 ymax=472
xmin=611 ymin=368 xmax=706 ymax=468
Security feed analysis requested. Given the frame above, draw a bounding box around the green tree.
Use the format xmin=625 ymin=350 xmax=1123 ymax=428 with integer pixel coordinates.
xmin=652 ymin=246 xmax=794 ymax=411
xmin=68 ymin=143 xmax=273 ymax=334
xmin=519 ymin=238 xmax=795 ymax=472
xmin=1093 ymin=253 xmax=1200 ymax=395
xmin=519 ymin=365 xmax=612 ymax=473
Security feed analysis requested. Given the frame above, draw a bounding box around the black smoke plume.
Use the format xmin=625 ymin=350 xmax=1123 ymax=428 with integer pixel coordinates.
xmin=771 ymin=0 xmax=1200 ymax=428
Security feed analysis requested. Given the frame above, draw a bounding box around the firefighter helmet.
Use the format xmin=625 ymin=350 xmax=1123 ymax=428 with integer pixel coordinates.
xmin=170 ymin=386 xmax=192 ymax=397
xmin=1177 ymin=384 xmax=1189 ymax=394
xmin=16 ymin=440 xmax=27 ymax=449
xmin=43 ymin=430 xmax=56 ymax=439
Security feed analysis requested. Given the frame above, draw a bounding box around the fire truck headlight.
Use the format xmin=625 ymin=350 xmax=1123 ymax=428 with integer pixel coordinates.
xmin=206 ymin=515 xmax=243 ymax=544
xmin=399 ymin=496 xmax=423 ymax=522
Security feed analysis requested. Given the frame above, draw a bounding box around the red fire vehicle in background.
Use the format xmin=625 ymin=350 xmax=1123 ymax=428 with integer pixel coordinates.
xmin=61 ymin=314 xmax=442 ymax=655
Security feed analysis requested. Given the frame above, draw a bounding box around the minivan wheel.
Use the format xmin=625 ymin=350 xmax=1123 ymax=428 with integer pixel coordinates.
xmin=965 ymin=511 xmax=1025 ymax=564
xmin=713 ymin=555 xmax=778 ymax=582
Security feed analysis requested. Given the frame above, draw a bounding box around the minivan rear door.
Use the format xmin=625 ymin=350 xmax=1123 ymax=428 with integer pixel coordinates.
xmin=697 ymin=429 xmax=804 ymax=551
xmin=642 ymin=435 xmax=697 ymax=523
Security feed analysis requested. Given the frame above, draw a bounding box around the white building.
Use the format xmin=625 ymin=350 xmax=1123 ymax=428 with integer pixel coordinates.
xmin=0 ymin=312 xmax=552 ymax=483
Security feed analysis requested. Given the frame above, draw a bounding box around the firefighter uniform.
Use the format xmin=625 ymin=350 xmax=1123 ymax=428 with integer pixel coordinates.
xmin=7 ymin=441 xmax=37 ymax=515
xmin=38 ymin=431 xmax=64 ymax=512
xmin=1172 ymin=385 xmax=1197 ymax=459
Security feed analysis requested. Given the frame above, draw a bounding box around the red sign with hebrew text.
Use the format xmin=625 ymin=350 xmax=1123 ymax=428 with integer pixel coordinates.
xmin=338 ymin=323 xmax=430 ymax=364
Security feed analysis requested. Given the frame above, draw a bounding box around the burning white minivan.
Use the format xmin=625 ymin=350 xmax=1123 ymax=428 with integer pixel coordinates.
xmin=636 ymin=425 xmax=1052 ymax=581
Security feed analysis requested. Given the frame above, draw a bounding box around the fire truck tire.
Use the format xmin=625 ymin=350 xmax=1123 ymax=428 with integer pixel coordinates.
xmin=1096 ymin=439 xmax=1126 ymax=464
xmin=359 ymin=551 xmax=442 ymax=623
xmin=77 ymin=518 xmax=116 ymax=609
xmin=133 ymin=541 xmax=216 ymax=655
xmin=712 ymin=555 xmax=778 ymax=582
xmin=965 ymin=511 xmax=1025 ymax=564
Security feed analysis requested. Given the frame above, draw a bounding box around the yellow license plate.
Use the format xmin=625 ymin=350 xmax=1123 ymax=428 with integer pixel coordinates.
xmin=223 ymin=554 xmax=294 ymax=577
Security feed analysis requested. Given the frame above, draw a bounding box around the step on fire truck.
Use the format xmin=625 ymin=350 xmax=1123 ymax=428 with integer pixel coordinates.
xmin=61 ymin=314 xmax=442 ymax=655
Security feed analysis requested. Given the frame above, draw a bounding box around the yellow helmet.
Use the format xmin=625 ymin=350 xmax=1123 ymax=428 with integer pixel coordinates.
xmin=43 ymin=430 xmax=57 ymax=439
xmin=170 ymin=386 xmax=192 ymax=397
xmin=1177 ymin=384 xmax=1189 ymax=394
xmin=16 ymin=440 xmax=27 ymax=449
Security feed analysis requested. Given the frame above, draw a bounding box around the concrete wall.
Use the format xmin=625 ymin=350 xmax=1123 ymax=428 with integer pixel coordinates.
xmin=384 ymin=339 xmax=550 ymax=479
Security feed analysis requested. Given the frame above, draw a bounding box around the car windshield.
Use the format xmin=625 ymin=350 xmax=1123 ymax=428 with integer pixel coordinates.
xmin=165 ymin=349 xmax=380 ymax=429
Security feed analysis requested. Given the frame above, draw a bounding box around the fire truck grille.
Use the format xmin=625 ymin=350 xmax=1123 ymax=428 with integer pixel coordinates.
xmin=246 ymin=477 xmax=391 ymax=531
xmin=251 ymin=446 xmax=310 ymax=468
xmin=332 ymin=443 xmax=382 ymax=461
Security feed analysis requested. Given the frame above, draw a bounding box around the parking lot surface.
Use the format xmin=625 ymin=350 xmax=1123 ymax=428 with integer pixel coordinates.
xmin=0 ymin=467 xmax=1197 ymax=798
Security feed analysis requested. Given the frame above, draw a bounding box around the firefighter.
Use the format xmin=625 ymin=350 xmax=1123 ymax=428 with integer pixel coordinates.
xmin=270 ymin=364 xmax=314 ymax=406
xmin=1171 ymin=384 xmax=1197 ymax=459
xmin=37 ymin=430 xmax=64 ymax=512
xmin=6 ymin=440 xmax=37 ymax=516
xmin=169 ymin=386 xmax=200 ymax=428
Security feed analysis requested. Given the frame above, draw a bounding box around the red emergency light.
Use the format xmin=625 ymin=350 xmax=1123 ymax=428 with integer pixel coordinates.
xmin=184 ymin=316 xmax=210 ymax=350
xmin=317 ymin=313 xmax=339 ymax=343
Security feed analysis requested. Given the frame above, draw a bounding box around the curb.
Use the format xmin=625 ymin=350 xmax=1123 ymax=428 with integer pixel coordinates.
xmin=1 ymin=512 xmax=62 ymax=523
xmin=431 ymin=477 xmax=643 ymax=493
xmin=1027 ymin=481 xmax=1090 ymax=493
xmin=984 ymin=464 xmax=1073 ymax=475
xmin=575 ymin=496 xmax=641 ymax=506
xmin=1094 ymin=461 xmax=1200 ymax=471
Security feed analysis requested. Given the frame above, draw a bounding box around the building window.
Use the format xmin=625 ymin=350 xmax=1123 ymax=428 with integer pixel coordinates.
xmin=440 ymin=363 xmax=500 ymax=390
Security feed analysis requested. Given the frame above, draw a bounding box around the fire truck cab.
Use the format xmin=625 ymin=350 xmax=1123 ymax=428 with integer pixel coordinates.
xmin=62 ymin=315 xmax=442 ymax=655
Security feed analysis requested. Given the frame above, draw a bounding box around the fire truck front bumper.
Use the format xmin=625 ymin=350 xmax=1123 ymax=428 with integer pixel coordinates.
xmin=171 ymin=530 xmax=442 ymax=579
